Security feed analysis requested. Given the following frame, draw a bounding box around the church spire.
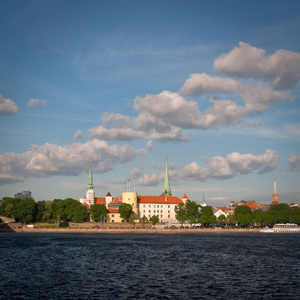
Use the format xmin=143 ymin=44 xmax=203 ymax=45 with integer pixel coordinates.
xmin=272 ymin=179 xmax=279 ymax=205
xmin=87 ymin=160 xmax=93 ymax=190
xmin=162 ymin=156 xmax=171 ymax=196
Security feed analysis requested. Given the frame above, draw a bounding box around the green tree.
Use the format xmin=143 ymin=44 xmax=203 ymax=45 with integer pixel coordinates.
xmin=149 ymin=215 xmax=159 ymax=225
xmin=90 ymin=204 xmax=107 ymax=222
xmin=119 ymin=203 xmax=133 ymax=221
xmin=175 ymin=203 xmax=187 ymax=225
xmin=198 ymin=206 xmax=216 ymax=227
xmin=186 ymin=200 xmax=200 ymax=225
xmin=35 ymin=201 xmax=46 ymax=222
xmin=15 ymin=198 xmax=37 ymax=224
xmin=52 ymin=199 xmax=65 ymax=222
xmin=217 ymin=214 xmax=227 ymax=225
xmin=140 ymin=216 xmax=149 ymax=224
xmin=64 ymin=198 xmax=87 ymax=222
xmin=234 ymin=205 xmax=253 ymax=227
xmin=129 ymin=216 xmax=135 ymax=225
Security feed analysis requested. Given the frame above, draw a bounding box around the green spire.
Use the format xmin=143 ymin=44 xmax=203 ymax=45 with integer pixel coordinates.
xmin=201 ymin=194 xmax=207 ymax=206
xmin=87 ymin=160 xmax=93 ymax=190
xmin=162 ymin=156 xmax=171 ymax=196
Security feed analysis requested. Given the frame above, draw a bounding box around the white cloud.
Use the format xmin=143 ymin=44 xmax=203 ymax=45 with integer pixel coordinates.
xmin=213 ymin=42 xmax=300 ymax=90
xmin=0 ymin=139 xmax=146 ymax=184
xmin=287 ymin=153 xmax=300 ymax=171
xmin=0 ymin=94 xmax=18 ymax=115
xmin=137 ymin=173 xmax=161 ymax=186
xmin=27 ymin=98 xmax=48 ymax=107
xmin=73 ymin=130 xmax=83 ymax=139
xmin=84 ymin=43 xmax=297 ymax=142
xmin=180 ymin=149 xmax=279 ymax=181
xmin=130 ymin=168 xmax=144 ymax=179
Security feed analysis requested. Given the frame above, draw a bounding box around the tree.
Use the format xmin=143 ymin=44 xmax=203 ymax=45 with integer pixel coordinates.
xmin=64 ymin=198 xmax=87 ymax=222
xmin=217 ymin=214 xmax=227 ymax=226
xmin=14 ymin=198 xmax=37 ymax=224
xmin=140 ymin=216 xmax=149 ymax=225
xmin=234 ymin=205 xmax=253 ymax=227
xmin=90 ymin=204 xmax=107 ymax=222
xmin=52 ymin=199 xmax=66 ymax=222
xmin=186 ymin=200 xmax=200 ymax=225
xmin=198 ymin=206 xmax=216 ymax=227
xmin=119 ymin=203 xmax=132 ymax=221
xmin=175 ymin=203 xmax=187 ymax=225
xmin=149 ymin=215 xmax=159 ymax=225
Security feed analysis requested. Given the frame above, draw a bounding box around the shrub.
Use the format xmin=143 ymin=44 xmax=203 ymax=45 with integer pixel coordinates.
xmin=59 ymin=221 xmax=69 ymax=228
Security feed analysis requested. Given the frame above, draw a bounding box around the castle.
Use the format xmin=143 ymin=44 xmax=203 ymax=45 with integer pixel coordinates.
xmin=79 ymin=158 xmax=187 ymax=223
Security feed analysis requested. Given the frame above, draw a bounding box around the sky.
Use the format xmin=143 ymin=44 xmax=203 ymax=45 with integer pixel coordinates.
xmin=0 ymin=0 xmax=299 ymax=207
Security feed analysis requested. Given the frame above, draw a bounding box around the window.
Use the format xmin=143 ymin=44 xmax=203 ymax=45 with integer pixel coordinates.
xmin=168 ymin=210 xmax=170 ymax=213
xmin=112 ymin=214 xmax=114 ymax=218
xmin=154 ymin=205 xmax=156 ymax=208
xmin=112 ymin=220 xmax=114 ymax=223
xmin=161 ymin=205 xmax=163 ymax=208
xmin=143 ymin=210 xmax=145 ymax=213
xmin=149 ymin=210 xmax=151 ymax=213
xmin=154 ymin=210 xmax=156 ymax=213
xmin=161 ymin=215 xmax=163 ymax=219
xmin=149 ymin=205 xmax=151 ymax=207
xmin=168 ymin=205 xmax=170 ymax=208
xmin=132 ymin=203 xmax=134 ymax=207
xmin=168 ymin=215 xmax=170 ymax=218
xmin=161 ymin=210 xmax=163 ymax=213
xmin=143 ymin=205 xmax=145 ymax=207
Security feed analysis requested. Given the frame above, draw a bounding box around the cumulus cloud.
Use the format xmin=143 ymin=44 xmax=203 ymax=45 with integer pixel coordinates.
xmin=130 ymin=168 xmax=144 ymax=179
xmin=213 ymin=42 xmax=300 ymax=90
xmin=0 ymin=94 xmax=18 ymax=115
xmin=180 ymin=150 xmax=279 ymax=181
xmin=84 ymin=43 xmax=297 ymax=141
xmin=73 ymin=130 xmax=83 ymax=139
xmin=137 ymin=173 xmax=162 ymax=186
xmin=287 ymin=153 xmax=300 ymax=171
xmin=27 ymin=98 xmax=48 ymax=107
xmin=0 ymin=139 xmax=146 ymax=184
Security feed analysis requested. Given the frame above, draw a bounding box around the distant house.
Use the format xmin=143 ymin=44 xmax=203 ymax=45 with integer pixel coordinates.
xmin=15 ymin=190 xmax=32 ymax=199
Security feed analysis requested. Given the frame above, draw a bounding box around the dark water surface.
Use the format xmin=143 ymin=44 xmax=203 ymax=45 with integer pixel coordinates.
xmin=0 ymin=233 xmax=299 ymax=299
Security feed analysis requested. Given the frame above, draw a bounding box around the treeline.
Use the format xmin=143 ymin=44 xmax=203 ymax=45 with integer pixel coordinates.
xmin=0 ymin=197 xmax=88 ymax=224
xmin=175 ymin=201 xmax=300 ymax=227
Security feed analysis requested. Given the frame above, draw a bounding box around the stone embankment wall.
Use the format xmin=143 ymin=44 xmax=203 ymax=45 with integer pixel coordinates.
xmin=0 ymin=222 xmax=260 ymax=233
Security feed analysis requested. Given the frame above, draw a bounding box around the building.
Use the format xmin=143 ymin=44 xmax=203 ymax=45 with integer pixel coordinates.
xmin=272 ymin=179 xmax=279 ymax=205
xmin=15 ymin=190 xmax=32 ymax=199
xmin=79 ymin=158 xmax=185 ymax=223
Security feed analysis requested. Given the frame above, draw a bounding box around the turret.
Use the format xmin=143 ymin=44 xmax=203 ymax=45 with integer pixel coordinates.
xmin=86 ymin=161 xmax=95 ymax=206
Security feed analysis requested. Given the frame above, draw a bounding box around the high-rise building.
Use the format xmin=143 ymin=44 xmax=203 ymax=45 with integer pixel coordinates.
xmin=272 ymin=179 xmax=279 ymax=205
xmin=15 ymin=190 xmax=32 ymax=199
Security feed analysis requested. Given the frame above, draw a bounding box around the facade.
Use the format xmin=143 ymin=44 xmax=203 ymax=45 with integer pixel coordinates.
xmin=272 ymin=179 xmax=279 ymax=205
xmin=15 ymin=190 xmax=32 ymax=199
xmin=79 ymin=158 xmax=185 ymax=223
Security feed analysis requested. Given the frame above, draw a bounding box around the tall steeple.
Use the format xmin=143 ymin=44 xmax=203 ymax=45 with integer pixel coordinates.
xmin=162 ymin=156 xmax=171 ymax=196
xmin=201 ymin=194 xmax=207 ymax=207
xmin=272 ymin=179 xmax=279 ymax=205
xmin=88 ymin=160 xmax=94 ymax=190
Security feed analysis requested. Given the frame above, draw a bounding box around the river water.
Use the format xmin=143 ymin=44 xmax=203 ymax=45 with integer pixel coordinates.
xmin=0 ymin=233 xmax=299 ymax=299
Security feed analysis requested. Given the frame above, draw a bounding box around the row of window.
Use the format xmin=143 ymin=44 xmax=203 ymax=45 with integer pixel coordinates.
xmin=143 ymin=214 xmax=171 ymax=219
xmin=143 ymin=204 xmax=171 ymax=208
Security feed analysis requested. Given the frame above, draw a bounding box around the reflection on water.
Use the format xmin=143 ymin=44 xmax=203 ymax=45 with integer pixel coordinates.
xmin=1 ymin=233 xmax=299 ymax=299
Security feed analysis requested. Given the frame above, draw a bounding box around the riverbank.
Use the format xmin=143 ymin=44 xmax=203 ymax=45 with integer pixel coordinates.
xmin=0 ymin=223 xmax=260 ymax=234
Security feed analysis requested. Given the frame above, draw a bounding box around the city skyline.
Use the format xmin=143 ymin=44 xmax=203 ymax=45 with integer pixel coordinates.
xmin=0 ymin=0 xmax=299 ymax=206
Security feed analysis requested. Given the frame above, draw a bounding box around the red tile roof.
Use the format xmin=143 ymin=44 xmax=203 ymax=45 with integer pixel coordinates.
xmin=182 ymin=194 xmax=188 ymax=199
xmin=95 ymin=197 xmax=106 ymax=205
xmin=108 ymin=208 xmax=119 ymax=213
xmin=241 ymin=202 xmax=261 ymax=209
xmin=138 ymin=195 xmax=183 ymax=204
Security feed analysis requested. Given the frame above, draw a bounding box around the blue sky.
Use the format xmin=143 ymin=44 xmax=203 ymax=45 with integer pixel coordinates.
xmin=0 ymin=0 xmax=299 ymax=206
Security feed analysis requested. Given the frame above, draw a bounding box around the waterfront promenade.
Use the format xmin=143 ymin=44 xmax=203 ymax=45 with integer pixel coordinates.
xmin=0 ymin=222 xmax=260 ymax=234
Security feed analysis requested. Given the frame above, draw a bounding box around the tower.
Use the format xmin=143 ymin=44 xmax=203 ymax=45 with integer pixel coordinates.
xmin=162 ymin=156 xmax=171 ymax=196
xmin=86 ymin=161 xmax=95 ymax=207
xmin=200 ymin=194 xmax=207 ymax=207
xmin=272 ymin=179 xmax=279 ymax=205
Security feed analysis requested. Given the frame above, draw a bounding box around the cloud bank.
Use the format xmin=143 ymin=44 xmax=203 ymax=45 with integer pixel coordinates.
xmin=0 ymin=139 xmax=146 ymax=185
xmin=84 ymin=42 xmax=298 ymax=142
xmin=180 ymin=150 xmax=279 ymax=181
